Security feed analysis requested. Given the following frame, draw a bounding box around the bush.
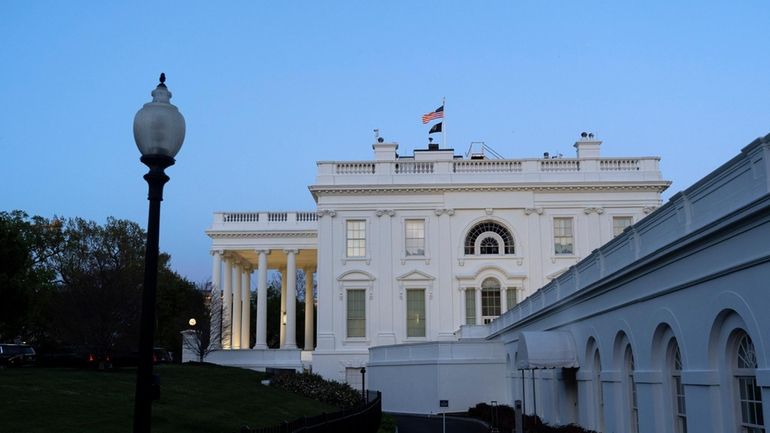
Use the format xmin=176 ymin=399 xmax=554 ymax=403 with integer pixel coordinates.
xmin=270 ymin=371 xmax=363 ymax=408
xmin=468 ymin=403 xmax=597 ymax=433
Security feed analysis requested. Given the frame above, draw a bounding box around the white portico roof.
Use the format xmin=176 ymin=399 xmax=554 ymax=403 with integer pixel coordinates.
xmin=515 ymin=331 xmax=579 ymax=369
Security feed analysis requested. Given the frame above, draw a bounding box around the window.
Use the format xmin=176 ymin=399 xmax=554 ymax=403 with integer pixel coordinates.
xmin=479 ymin=237 xmax=500 ymax=254
xmin=735 ymin=333 xmax=764 ymax=433
xmin=506 ymin=288 xmax=517 ymax=311
xmin=346 ymin=220 xmax=366 ymax=257
xmin=593 ymin=350 xmax=605 ymax=432
xmin=553 ymin=217 xmax=574 ymax=255
xmin=464 ymin=221 xmax=515 ymax=255
xmin=613 ymin=216 xmax=633 ymax=237
xmin=465 ymin=289 xmax=476 ymax=325
xmin=670 ymin=342 xmax=687 ymax=433
xmin=346 ymin=289 xmax=366 ymax=338
xmin=481 ymin=278 xmax=501 ymax=324
xmin=625 ymin=346 xmax=640 ymax=433
xmin=406 ymin=289 xmax=426 ymax=337
xmin=405 ymin=219 xmax=425 ymax=256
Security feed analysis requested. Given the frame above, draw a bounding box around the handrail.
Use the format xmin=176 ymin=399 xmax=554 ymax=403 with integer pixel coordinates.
xmin=246 ymin=390 xmax=382 ymax=433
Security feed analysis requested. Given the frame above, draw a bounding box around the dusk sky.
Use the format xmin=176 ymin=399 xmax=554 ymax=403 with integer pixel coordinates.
xmin=2 ymin=1 xmax=769 ymax=283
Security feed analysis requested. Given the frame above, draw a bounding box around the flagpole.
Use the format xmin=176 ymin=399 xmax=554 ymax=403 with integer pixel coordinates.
xmin=442 ymin=96 xmax=446 ymax=148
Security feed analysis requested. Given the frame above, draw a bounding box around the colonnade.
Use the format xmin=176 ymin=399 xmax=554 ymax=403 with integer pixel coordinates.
xmin=210 ymin=249 xmax=315 ymax=351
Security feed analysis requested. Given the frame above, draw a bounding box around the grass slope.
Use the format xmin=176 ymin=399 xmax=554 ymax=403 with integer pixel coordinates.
xmin=0 ymin=364 xmax=335 ymax=433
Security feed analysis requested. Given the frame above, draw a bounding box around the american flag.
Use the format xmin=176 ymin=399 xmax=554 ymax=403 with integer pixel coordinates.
xmin=421 ymin=105 xmax=444 ymax=124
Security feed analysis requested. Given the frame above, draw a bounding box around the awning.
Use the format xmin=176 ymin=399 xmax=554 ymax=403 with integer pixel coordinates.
xmin=515 ymin=331 xmax=579 ymax=369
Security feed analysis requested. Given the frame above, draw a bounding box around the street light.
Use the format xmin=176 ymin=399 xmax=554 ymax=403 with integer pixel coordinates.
xmin=132 ymin=73 xmax=185 ymax=433
xmin=360 ymin=367 xmax=366 ymax=403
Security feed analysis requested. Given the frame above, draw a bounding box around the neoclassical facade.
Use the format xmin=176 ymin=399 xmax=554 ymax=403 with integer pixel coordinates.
xmin=198 ymin=133 xmax=668 ymax=384
xmin=368 ymin=132 xmax=770 ymax=433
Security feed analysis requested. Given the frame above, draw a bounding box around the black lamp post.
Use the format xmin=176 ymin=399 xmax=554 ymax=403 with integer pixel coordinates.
xmin=360 ymin=367 xmax=366 ymax=403
xmin=132 ymin=73 xmax=185 ymax=433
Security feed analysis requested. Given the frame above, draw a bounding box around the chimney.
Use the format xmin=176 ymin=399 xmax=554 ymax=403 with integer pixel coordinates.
xmin=372 ymin=139 xmax=398 ymax=160
xmin=574 ymin=132 xmax=601 ymax=159
xmin=428 ymin=137 xmax=438 ymax=151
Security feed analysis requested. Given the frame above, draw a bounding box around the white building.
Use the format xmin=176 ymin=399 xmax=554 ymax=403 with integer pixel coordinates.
xmin=368 ymin=132 xmax=770 ymax=433
xmin=199 ymin=133 xmax=668 ymax=388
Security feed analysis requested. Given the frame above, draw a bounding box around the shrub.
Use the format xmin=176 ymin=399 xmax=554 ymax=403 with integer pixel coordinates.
xmin=468 ymin=402 xmax=598 ymax=433
xmin=270 ymin=371 xmax=363 ymax=408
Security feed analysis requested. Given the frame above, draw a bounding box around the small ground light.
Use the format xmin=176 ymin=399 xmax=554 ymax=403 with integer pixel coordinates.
xmin=189 ymin=318 xmax=197 ymax=327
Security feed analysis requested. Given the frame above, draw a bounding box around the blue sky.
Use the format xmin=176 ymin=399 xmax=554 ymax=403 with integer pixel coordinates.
xmin=2 ymin=1 xmax=769 ymax=283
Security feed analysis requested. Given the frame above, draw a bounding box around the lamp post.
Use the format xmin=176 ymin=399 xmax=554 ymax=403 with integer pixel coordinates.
xmin=132 ymin=73 xmax=185 ymax=433
xmin=360 ymin=367 xmax=366 ymax=403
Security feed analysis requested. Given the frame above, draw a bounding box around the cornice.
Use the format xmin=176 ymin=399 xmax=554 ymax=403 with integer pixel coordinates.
xmin=309 ymin=181 xmax=671 ymax=196
xmin=206 ymin=231 xmax=318 ymax=239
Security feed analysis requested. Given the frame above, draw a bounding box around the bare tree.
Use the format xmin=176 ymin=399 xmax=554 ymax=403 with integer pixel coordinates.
xmin=183 ymin=284 xmax=226 ymax=362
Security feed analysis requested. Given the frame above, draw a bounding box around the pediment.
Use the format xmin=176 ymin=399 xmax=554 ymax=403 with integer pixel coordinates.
xmin=396 ymin=269 xmax=435 ymax=281
xmin=336 ymin=270 xmax=376 ymax=282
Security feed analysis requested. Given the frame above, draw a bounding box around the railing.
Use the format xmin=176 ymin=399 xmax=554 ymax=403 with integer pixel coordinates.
xmin=223 ymin=212 xmax=260 ymax=223
xmin=600 ymin=158 xmax=640 ymax=171
xmin=213 ymin=211 xmax=318 ymax=227
xmin=454 ymin=160 xmax=522 ymax=173
xmin=296 ymin=212 xmax=318 ymax=222
xmin=336 ymin=162 xmax=375 ymax=174
xmin=245 ymin=391 xmax=382 ymax=433
xmin=540 ymin=159 xmax=579 ymax=172
xmin=395 ymin=161 xmax=434 ymax=174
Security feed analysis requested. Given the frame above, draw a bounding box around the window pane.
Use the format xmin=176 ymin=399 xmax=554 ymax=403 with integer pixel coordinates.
xmin=346 ymin=220 xmax=366 ymax=257
xmin=405 ymin=220 xmax=425 ymax=256
xmin=506 ymin=288 xmax=517 ymax=311
xmin=481 ymin=287 xmax=501 ymax=317
xmin=613 ymin=216 xmax=633 ymax=237
xmin=554 ymin=218 xmax=574 ymax=255
xmin=406 ymin=289 xmax=426 ymax=337
xmin=465 ymin=290 xmax=476 ymax=325
xmin=347 ymin=289 xmax=365 ymax=337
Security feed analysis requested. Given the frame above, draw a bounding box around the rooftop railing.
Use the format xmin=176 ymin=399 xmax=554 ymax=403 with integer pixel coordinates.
xmin=213 ymin=211 xmax=318 ymax=228
xmin=316 ymin=157 xmax=659 ymax=183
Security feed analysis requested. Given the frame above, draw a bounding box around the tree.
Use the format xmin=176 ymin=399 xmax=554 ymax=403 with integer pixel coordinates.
xmin=182 ymin=283 xmax=223 ymax=362
xmin=0 ymin=211 xmax=61 ymax=343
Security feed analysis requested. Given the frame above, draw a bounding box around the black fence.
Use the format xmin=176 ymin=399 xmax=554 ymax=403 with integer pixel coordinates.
xmin=244 ymin=390 xmax=382 ymax=433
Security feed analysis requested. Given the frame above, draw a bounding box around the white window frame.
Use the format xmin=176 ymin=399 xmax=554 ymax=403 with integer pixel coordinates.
xmin=553 ymin=216 xmax=575 ymax=256
xmin=625 ymin=345 xmax=640 ymax=433
xmin=464 ymin=288 xmax=476 ymax=325
xmin=345 ymin=288 xmax=367 ymax=339
xmin=403 ymin=218 xmax=428 ymax=259
xmin=480 ymin=277 xmax=502 ymax=324
xmin=613 ymin=216 xmax=634 ymax=237
xmin=734 ymin=333 xmax=764 ymax=433
xmin=669 ymin=341 xmax=687 ymax=433
xmin=405 ymin=288 xmax=426 ymax=338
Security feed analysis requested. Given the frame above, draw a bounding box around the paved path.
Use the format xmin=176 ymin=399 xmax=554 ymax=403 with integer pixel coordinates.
xmin=394 ymin=414 xmax=489 ymax=433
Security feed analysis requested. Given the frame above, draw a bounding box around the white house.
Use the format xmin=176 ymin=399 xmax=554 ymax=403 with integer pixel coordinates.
xmin=368 ymin=132 xmax=770 ymax=433
xmin=198 ymin=132 xmax=668 ymax=391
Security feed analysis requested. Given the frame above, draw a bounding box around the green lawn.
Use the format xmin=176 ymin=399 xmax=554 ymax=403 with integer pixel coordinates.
xmin=0 ymin=364 xmax=336 ymax=433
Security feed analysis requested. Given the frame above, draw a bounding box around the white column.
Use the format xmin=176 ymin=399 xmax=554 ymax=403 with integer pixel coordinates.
xmin=232 ymin=261 xmax=242 ymax=349
xmin=222 ymin=255 xmax=233 ymax=349
xmin=210 ymin=250 xmax=222 ymax=349
xmin=241 ymin=266 xmax=251 ymax=349
xmin=304 ymin=268 xmax=314 ymax=351
xmin=475 ymin=287 xmax=482 ymax=325
xmin=279 ymin=266 xmax=286 ymax=347
xmin=501 ymin=287 xmax=508 ymax=313
xmin=254 ymin=250 xmax=268 ymax=349
xmin=283 ymin=249 xmax=298 ymax=349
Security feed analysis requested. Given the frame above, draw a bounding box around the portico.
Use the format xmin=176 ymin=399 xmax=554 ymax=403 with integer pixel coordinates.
xmin=204 ymin=211 xmax=319 ymax=370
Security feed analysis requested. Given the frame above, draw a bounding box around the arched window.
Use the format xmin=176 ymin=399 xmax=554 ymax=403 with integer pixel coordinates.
xmin=593 ymin=349 xmax=605 ymax=432
xmin=625 ymin=346 xmax=640 ymax=433
xmin=464 ymin=221 xmax=515 ymax=255
xmin=668 ymin=341 xmax=687 ymax=433
xmin=734 ymin=333 xmax=764 ymax=433
xmin=480 ymin=277 xmax=501 ymax=324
